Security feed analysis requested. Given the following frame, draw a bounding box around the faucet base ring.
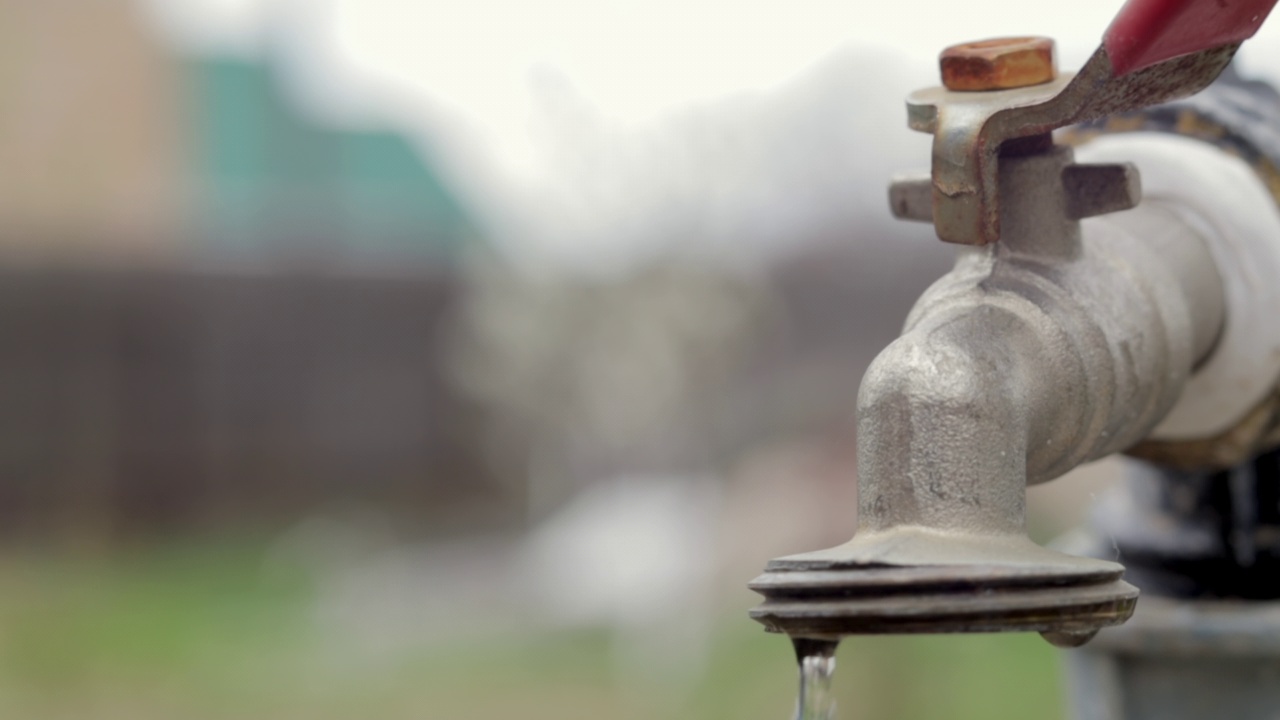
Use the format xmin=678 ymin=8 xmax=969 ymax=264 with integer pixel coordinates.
xmin=749 ymin=562 xmax=1138 ymax=642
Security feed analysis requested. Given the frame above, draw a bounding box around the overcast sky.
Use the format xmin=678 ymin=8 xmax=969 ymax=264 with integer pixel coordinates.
xmin=139 ymin=0 xmax=1144 ymax=127
xmin=136 ymin=0 xmax=1280 ymax=271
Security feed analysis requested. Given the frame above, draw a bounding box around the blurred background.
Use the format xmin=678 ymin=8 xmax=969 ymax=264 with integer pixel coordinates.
xmin=4 ymin=1 xmax=1280 ymax=718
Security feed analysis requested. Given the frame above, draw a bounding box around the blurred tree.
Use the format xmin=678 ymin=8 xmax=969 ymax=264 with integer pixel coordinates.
xmin=447 ymin=257 xmax=772 ymax=522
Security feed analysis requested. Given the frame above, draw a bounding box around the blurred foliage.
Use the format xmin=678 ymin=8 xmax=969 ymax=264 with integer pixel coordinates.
xmin=191 ymin=58 xmax=478 ymax=258
xmin=0 ymin=537 xmax=1063 ymax=719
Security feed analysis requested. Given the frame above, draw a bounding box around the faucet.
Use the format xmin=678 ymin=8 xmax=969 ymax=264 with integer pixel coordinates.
xmin=750 ymin=27 xmax=1280 ymax=649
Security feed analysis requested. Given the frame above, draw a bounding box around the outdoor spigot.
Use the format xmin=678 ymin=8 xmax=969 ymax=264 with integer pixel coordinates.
xmin=750 ymin=8 xmax=1280 ymax=647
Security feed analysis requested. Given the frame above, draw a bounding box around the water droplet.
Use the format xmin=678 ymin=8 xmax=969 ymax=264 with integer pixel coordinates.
xmin=1040 ymin=629 xmax=1098 ymax=648
xmin=792 ymin=637 xmax=839 ymax=720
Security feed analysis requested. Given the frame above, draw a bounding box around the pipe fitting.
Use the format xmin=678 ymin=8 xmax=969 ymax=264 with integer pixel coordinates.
xmin=751 ymin=142 xmax=1229 ymax=645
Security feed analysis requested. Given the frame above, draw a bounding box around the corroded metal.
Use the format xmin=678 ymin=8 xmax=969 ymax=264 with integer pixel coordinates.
xmin=1076 ymin=132 xmax=1280 ymax=465
xmin=1061 ymin=163 xmax=1141 ymax=219
xmin=751 ymin=558 xmax=1138 ymax=641
xmin=750 ymin=144 xmax=1227 ymax=643
xmin=911 ymin=43 xmax=1239 ymax=245
xmin=891 ymin=162 xmax=1140 ymax=223
xmin=940 ymin=37 xmax=1057 ymax=92
xmin=1068 ymin=70 xmax=1280 ymax=470
xmin=751 ymin=41 xmax=1280 ymax=649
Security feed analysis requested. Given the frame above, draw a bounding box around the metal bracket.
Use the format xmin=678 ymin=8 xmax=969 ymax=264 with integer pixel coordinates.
xmin=890 ymin=162 xmax=1141 ymax=224
xmin=908 ymin=44 xmax=1239 ymax=245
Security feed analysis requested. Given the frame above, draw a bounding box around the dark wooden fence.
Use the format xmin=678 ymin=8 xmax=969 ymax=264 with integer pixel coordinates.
xmin=0 ymin=267 xmax=503 ymax=539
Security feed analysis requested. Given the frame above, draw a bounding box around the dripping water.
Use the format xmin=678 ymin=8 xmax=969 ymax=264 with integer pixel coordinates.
xmin=792 ymin=638 xmax=839 ymax=720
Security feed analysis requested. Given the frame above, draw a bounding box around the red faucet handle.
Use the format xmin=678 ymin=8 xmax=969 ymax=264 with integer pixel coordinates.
xmin=908 ymin=0 xmax=1278 ymax=245
xmin=1105 ymin=0 xmax=1280 ymax=76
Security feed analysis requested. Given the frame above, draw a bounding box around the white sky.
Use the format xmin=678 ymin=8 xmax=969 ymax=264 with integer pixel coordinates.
xmin=138 ymin=0 xmax=1280 ymax=270
xmin=141 ymin=0 xmax=1135 ymax=127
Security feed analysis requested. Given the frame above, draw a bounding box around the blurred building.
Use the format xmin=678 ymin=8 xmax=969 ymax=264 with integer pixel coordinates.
xmin=0 ymin=0 xmax=497 ymax=539
xmin=0 ymin=0 xmax=960 ymax=542
xmin=188 ymin=56 xmax=475 ymax=263
xmin=0 ymin=0 xmax=183 ymax=254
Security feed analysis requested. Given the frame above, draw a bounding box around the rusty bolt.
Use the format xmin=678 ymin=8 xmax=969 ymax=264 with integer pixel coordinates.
xmin=940 ymin=37 xmax=1056 ymax=92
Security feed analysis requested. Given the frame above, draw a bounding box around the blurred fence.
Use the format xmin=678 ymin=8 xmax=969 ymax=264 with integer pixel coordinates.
xmin=0 ymin=229 xmax=950 ymax=541
xmin=0 ymin=266 xmax=508 ymax=539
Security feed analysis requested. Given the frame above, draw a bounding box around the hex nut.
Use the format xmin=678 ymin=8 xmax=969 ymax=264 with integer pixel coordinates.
xmin=940 ymin=37 xmax=1056 ymax=91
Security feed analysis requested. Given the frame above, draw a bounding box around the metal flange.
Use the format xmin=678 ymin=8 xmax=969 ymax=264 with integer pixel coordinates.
xmin=750 ymin=557 xmax=1137 ymax=647
xmin=910 ymin=43 xmax=1238 ymax=245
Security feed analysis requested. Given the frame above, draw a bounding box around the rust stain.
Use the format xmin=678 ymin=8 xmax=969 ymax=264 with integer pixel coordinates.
xmin=940 ymin=36 xmax=1056 ymax=91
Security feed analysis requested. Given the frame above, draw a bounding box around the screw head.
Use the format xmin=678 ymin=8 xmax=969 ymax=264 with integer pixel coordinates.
xmin=940 ymin=37 xmax=1057 ymax=91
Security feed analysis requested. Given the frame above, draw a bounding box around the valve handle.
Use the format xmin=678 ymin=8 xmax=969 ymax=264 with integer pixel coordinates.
xmin=1106 ymin=0 xmax=1279 ymax=76
xmin=905 ymin=0 xmax=1279 ymax=246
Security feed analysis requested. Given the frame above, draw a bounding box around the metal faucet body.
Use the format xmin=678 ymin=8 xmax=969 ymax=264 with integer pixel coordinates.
xmin=754 ymin=8 xmax=1280 ymax=712
xmin=752 ymin=23 xmax=1280 ymax=646
xmin=857 ymin=145 xmax=1223 ymax=543
xmin=750 ymin=127 xmax=1280 ymax=644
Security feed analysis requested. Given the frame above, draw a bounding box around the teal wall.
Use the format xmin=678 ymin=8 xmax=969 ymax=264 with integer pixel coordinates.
xmin=189 ymin=58 xmax=478 ymax=261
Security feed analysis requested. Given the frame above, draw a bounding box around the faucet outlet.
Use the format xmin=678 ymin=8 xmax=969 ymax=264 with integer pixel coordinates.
xmin=747 ymin=120 xmax=1260 ymax=646
xmin=748 ymin=7 xmax=1280 ymax=645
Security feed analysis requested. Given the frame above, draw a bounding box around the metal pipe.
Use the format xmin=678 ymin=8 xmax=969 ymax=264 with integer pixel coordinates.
xmin=857 ymin=146 xmax=1225 ymax=545
xmin=751 ymin=141 xmax=1231 ymax=642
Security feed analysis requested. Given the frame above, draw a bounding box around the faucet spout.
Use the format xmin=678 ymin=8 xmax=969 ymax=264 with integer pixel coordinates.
xmin=751 ymin=143 xmax=1227 ymax=644
xmin=856 ymin=309 xmax=1047 ymax=541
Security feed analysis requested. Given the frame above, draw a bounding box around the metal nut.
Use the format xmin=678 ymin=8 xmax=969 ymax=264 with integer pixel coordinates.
xmin=940 ymin=37 xmax=1056 ymax=91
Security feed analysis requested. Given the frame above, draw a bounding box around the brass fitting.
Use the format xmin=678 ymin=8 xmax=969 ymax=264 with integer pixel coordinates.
xmin=940 ymin=36 xmax=1057 ymax=91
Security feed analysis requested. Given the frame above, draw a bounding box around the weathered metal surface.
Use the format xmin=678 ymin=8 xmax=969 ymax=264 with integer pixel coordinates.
xmin=750 ymin=143 xmax=1226 ymax=642
xmin=1069 ymin=70 xmax=1280 ymax=469
xmin=887 ymin=174 xmax=934 ymax=222
xmin=909 ymin=43 xmax=1238 ymax=245
xmin=750 ymin=558 xmax=1137 ymax=640
xmin=1078 ymin=132 xmax=1280 ymax=458
xmin=940 ymin=37 xmax=1057 ymax=92
xmin=890 ymin=156 xmax=1140 ymax=225
xmin=1061 ymin=163 xmax=1141 ymax=219
xmin=897 ymin=157 xmax=1141 ymax=225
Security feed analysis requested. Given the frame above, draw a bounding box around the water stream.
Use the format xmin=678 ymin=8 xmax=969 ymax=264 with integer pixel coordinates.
xmin=792 ymin=638 xmax=839 ymax=720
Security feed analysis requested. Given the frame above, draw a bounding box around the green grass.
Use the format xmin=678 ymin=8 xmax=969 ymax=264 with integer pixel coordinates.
xmin=0 ymin=537 xmax=1066 ymax=720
